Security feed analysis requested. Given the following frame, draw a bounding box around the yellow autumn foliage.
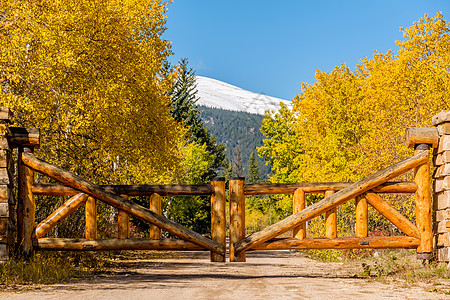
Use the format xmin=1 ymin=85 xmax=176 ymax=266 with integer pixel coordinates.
xmin=260 ymin=12 xmax=450 ymax=236
xmin=262 ymin=12 xmax=449 ymax=184
xmin=0 ymin=0 xmax=184 ymax=183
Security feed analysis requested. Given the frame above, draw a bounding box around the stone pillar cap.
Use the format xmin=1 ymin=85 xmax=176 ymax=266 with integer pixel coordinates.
xmin=432 ymin=111 xmax=450 ymax=126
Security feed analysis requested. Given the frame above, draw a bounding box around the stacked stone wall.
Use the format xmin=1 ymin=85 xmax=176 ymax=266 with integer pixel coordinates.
xmin=432 ymin=111 xmax=450 ymax=262
xmin=0 ymin=108 xmax=15 ymax=260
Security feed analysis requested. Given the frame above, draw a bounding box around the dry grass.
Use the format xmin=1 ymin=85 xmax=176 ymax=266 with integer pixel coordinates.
xmin=0 ymin=252 xmax=105 ymax=289
xmin=355 ymin=249 xmax=450 ymax=295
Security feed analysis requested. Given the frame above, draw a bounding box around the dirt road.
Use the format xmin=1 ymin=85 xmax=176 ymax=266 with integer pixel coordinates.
xmin=1 ymin=251 xmax=448 ymax=299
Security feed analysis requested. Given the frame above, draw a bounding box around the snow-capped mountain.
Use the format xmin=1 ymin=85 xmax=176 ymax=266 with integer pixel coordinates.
xmin=195 ymin=76 xmax=290 ymax=115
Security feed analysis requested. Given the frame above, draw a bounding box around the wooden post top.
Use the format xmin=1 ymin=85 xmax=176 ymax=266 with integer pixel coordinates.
xmin=211 ymin=177 xmax=226 ymax=182
xmin=230 ymin=177 xmax=245 ymax=181
xmin=405 ymin=127 xmax=438 ymax=148
xmin=8 ymin=127 xmax=40 ymax=149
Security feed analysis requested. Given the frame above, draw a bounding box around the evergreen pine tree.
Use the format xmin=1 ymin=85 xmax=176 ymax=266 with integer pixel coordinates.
xmin=247 ymin=152 xmax=261 ymax=184
xmin=232 ymin=145 xmax=243 ymax=177
xmin=168 ymin=58 xmax=227 ymax=180
xmin=161 ymin=58 xmax=228 ymax=234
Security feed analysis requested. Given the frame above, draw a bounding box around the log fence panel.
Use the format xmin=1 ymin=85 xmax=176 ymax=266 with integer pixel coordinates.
xmin=234 ymin=151 xmax=429 ymax=254
xmin=21 ymin=152 xmax=225 ymax=255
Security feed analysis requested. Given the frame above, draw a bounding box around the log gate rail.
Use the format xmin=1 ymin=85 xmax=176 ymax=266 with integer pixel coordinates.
xmin=15 ymin=140 xmax=227 ymax=262
xmin=228 ymin=127 xmax=439 ymax=262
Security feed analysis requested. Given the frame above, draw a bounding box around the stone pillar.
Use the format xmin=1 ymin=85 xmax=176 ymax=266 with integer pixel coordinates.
xmin=432 ymin=111 xmax=450 ymax=263
xmin=0 ymin=107 xmax=14 ymax=261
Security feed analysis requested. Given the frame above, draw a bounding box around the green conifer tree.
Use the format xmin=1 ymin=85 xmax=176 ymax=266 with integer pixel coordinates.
xmin=160 ymin=58 xmax=228 ymax=234
xmin=247 ymin=152 xmax=261 ymax=184
xmin=168 ymin=58 xmax=227 ymax=180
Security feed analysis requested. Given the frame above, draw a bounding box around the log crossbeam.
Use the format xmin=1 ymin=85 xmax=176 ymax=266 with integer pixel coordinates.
xmin=34 ymin=238 xmax=206 ymax=251
xmin=35 ymin=193 xmax=89 ymax=239
xmin=252 ymin=236 xmax=420 ymax=250
xmin=365 ymin=192 xmax=420 ymax=238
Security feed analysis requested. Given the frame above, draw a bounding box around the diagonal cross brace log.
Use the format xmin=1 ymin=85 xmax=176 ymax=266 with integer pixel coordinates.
xmin=21 ymin=153 xmax=225 ymax=255
xmin=234 ymin=150 xmax=429 ymax=254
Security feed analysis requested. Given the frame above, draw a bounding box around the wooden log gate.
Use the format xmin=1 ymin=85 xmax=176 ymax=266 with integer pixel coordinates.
xmin=7 ymin=113 xmax=439 ymax=263
xmin=228 ymin=128 xmax=439 ymax=262
xmin=14 ymin=133 xmax=226 ymax=262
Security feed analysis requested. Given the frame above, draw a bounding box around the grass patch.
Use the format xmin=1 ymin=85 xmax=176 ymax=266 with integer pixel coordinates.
xmin=0 ymin=252 xmax=106 ymax=288
xmin=306 ymin=248 xmax=450 ymax=295
xmin=0 ymin=250 xmax=184 ymax=290
xmin=358 ymin=250 xmax=450 ymax=280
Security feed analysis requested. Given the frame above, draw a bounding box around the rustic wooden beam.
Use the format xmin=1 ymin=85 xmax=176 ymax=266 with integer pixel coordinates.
xmin=324 ymin=190 xmax=337 ymax=238
xmin=34 ymin=238 xmax=206 ymax=251
xmin=21 ymin=152 xmax=224 ymax=255
xmin=8 ymin=127 xmax=40 ymax=149
xmin=252 ymin=236 xmax=421 ymax=250
xmin=35 ymin=193 xmax=88 ymax=239
xmin=148 ymin=193 xmax=161 ymax=240
xmin=243 ymin=181 xmax=417 ymax=195
xmin=210 ymin=178 xmax=226 ymax=262
xmin=365 ymin=192 xmax=420 ymax=238
xmin=405 ymin=127 xmax=438 ymax=148
xmin=414 ymin=145 xmax=433 ymax=256
xmin=85 ymin=196 xmax=97 ymax=240
xmin=229 ymin=177 xmax=246 ymax=262
xmin=355 ymin=195 xmax=368 ymax=238
xmin=17 ymin=147 xmax=35 ymax=256
xmin=31 ymin=183 xmax=214 ymax=197
xmin=292 ymin=189 xmax=306 ymax=239
xmin=117 ymin=195 xmax=129 ymax=240
xmin=234 ymin=151 xmax=429 ymax=254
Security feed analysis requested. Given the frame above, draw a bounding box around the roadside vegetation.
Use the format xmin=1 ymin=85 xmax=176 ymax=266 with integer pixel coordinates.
xmin=0 ymin=252 xmax=103 ymax=288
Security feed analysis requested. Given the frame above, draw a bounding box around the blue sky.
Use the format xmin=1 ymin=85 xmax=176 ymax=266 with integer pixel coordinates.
xmin=164 ymin=1 xmax=449 ymax=100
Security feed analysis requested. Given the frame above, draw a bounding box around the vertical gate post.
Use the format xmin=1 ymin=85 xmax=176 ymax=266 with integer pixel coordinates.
xmin=293 ymin=189 xmax=306 ymax=239
xmin=414 ymin=144 xmax=433 ymax=259
xmin=210 ymin=178 xmax=226 ymax=262
xmin=17 ymin=146 xmax=35 ymax=257
xmin=405 ymin=127 xmax=438 ymax=261
xmin=118 ymin=195 xmax=130 ymax=239
xmin=85 ymin=196 xmax=97 ymax=240
xmin=149 ymin=193 xmax=162 ymax=239
xmin=229 ymin=177 xmax=246 ymax=262
xmin=355 ymin=195 xmax=368 ymax=237
xmin=325 ymin=190 xmax=337 ymax=238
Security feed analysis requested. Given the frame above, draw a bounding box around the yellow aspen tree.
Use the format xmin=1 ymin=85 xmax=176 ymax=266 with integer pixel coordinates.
xmin=360 ymin=12 xmax=450 ymax=171
xmin=0 ymin=0 xmax=184 ymax=183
